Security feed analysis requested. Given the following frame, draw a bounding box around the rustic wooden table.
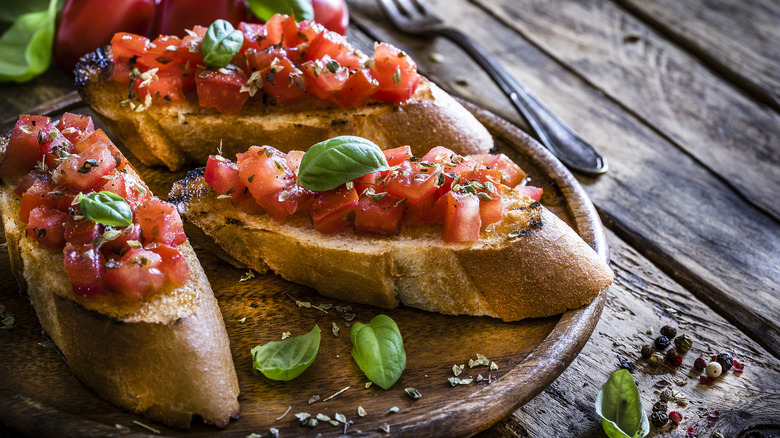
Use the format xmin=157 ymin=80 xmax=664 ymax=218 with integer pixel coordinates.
xmin=1 ymin=0 xmax=778 ymax=436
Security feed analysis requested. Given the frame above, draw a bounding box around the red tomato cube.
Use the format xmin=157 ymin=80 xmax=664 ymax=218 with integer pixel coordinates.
xmin=26 ymin=206 xmax=68 ymax=249
xmin=443 ymin=192 xmax=481 ymax=243
xmin=0 ymin=115 xmax=52 ymax=183
xmin=195 ymin=67 xmax=249 ymax=115
xmin=63 ymin=243 xmax=106 ymax=297
xmin=310 ymin=184 xmax=358 ymax=234
xmin=354 ymin=194 xmax=405 ymax=235
xmin=237 ymin=146 xmax=294 ymax=201
xmin=135 ymin=198 xmax=186 ymax=246
xmin=104 ymin=248 xmax=166 ymax=298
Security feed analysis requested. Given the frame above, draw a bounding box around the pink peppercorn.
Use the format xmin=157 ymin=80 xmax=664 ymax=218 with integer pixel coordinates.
xmin=668 ymin=411 xmax=682 ymax=424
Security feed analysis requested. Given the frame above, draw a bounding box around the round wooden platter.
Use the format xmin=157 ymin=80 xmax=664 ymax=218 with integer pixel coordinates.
xmin=0 ymin=102 xmax=608 ymax=437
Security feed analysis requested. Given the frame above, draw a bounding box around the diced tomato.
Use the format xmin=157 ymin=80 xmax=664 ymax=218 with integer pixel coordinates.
xmin=286 ymin=150 xmax=305 ymax=172
xmin=294 ymin=20 xmax=327 ymax=47
xmin=384 ymin=161 xmax=440 ymax=207
xmin=64 ymin=217 xmax=102 ymax=246
xmin=0 ymin=115 xmax=51 ymax=183
xmin=353 ymin=171 xmax=380 ymax=195
xmin=310 ymin=184 xmax=358 ymax=234
xmin=422 ymin=146 xmax=479 ymax=173
xmin=443 ymin=192 xmax=481 ymax=243
xmin=63 ymin=243 xmax=106 ymax=297
xmin=305 ymin=30 xmax=358 ymax=68
xmin=258 ymin=185 xmax=314 ymax=221
xmin=382 ymin=146 xmax=413 ymax=167
xmin=100 ymin=223 xmax=143 ymax=259
xmin=514 ymin=184 xmax=543 ymax=202
xmin=146 ymin=243 xmax=190 ymax=286
xmin=260 ymin=14 xmax=285 ymax=49
xmin=19 ymin=179 xmax=76 ymax=223
xmin=195 ymin=67 xmax=249 ymax=115
xmin=73 ymin=129 xmax=111 ymax=154
xmin=101 ymin=173 xmax=150 ymax=207
xmin=246 ymin=51 xmax=306 ymax=103
xmin=52 ymin=141 xmax=117 ymax=191
xmin=470 ymin=153 xmax=527 ymax=186
xmin=332 ymin=68 xmax=378 ymax=108
xmin=111 ymin=32 xmax=150 ymax=61
xmin=300 ymin=56 xmax=349 ymax=99
xmin=104 ymin=248 xmax=166 ymax=298
xmin=204 ymin=155 xmax=248 ymax=201
xmin=40 ymin=128 xmax=74 ymax=170
xmin=416 ymin=194 xmax=448 ymax=224
xmin=135 ymin=198 xmax=186 ymax=246
xmin=354 ymin=194 xmax=404 ymax=235
xmin=136 ymin=70 xmax=187 ymax=103
xmin=26 ymin=206 xmax=68 ymax=249
xmin=237 ymin=146 xmax=294 ymax=200
xmin=13 ymin=171 xmax=47 ymax=197
xmin=239 ymin=22 xmax=265 ymax=52
xmin=56 ymin=113 xmax=95 ymax=145
xmin=372 ymin=42 xmax=420 ymax=102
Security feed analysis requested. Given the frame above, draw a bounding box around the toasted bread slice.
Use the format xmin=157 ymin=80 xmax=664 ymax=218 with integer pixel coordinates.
xmin=75 ymin=46 xmax=494 ymax=171
xmin=0 ymin=135 xmax=239 ymax=429
xmin=169 ymin=168 xmax=613 ymax=321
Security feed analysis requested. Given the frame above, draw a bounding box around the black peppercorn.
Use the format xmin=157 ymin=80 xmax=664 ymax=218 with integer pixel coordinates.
xmin=654 ymin=335 xmax=670 ymax=350
xmin=652 ymin=400 xmax=667 ymax=413
xmin=716 ymin=353 xmax=734 ymax=371
xmin=641 ymin=345 xmax=654 ymax=359
xmin=674 ymin=334 xmax=693 ymax=354
xmin=650 ymin=411 xmax=668 ymax=427
xmin=660 ymin=325 xmax=677 ymax=338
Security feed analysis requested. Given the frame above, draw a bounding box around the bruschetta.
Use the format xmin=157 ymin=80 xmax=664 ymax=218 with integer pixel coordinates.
xmin=0 ymin=113 xmax=239 ymax=429
xmin=75 ymin=15 xmax=494 ymax=171
xmin=169 ymin=138 xmax=613 ymax=321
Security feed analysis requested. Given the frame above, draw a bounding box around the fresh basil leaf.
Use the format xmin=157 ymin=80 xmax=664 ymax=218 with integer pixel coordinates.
xmin=297 ymin=136 xmax=389 ymax=192
xmin=350 ymin=314 xmax=405 ymax=390
xmin=0 ymin=0 xmax=57 ymax=83
xmin=78 ymin=191 xmax=133 ymax=228
xmin=595 ymin=369 xmax=650 ymax=438
xmin=201 ymin=19 xmax=244 ymax=69
xmin=251 ymin=325 xmax=321 ymax=381
xmin=0 ymin=0 xmax=52 ymax=23
xmin=247 ymin=0 xmax=314 ymax=22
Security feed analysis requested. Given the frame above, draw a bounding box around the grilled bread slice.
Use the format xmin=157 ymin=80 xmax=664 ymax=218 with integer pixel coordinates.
xmin=75 ymin=46 xmax=494 ymax=171
xmin=169 ymin=168 xmax=613 ymax=321
xmin=0 ymin=133 xmax=239 ymax=429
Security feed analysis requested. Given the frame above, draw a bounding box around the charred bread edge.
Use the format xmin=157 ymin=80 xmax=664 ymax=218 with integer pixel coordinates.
xmin=0 ymin=133 xmax=240 ymax=429
xmin=75 ymin=46 xmax=494 ymax=170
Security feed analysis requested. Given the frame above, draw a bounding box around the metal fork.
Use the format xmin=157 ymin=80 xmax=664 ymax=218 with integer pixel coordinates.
xmin=377 ymin=0 xmax=608 ymax=175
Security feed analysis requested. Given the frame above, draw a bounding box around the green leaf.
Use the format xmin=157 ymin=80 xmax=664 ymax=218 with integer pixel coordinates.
xmin=297 ymin=136 xmax=389 ymax=192
xmin=0 ymin=0 xmax=57 ymax=83
xmin=77 ymin=191 xmax=133 ymax=228
xmin=350 ymin=315 xmax=405 ymax=390
xmin=595 ymin=369 xmax=650 ymax=438
xmin=251 ymin=325 xmax=321 ymax=381
xmin=0 ymin=0 xmax=53 ymax=23
xmin=247 ymin=0 xmax=314 ymax=22
xmin=201 ymin=19 xmax=244 ymax=69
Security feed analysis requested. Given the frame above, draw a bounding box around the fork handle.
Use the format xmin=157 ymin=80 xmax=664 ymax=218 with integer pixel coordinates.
xmin=439 ymin=27 xmax=607 ymax=175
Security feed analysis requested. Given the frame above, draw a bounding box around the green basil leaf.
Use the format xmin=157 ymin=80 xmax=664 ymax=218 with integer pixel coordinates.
xmin=201 ymin=19 xmax=244 ymax=69
xmin=78 ymin=191 xmax=133 ymax=228
xmin=297 ymin=136 xmax=389 ymax=192
xmin=0 ymin=0 xmax=57 ymax=83
xmin=350 ymin=314 xmax=405 ymax=390
xmin=0 ymin=0 xmax=52 ymax=23
xmin=595 ymin=369 xmax=650 ymax=438
xmin=251 ymin=325 xmax=321 ymax=381
xmin=247 ymin=0 xmax=314 ymax=22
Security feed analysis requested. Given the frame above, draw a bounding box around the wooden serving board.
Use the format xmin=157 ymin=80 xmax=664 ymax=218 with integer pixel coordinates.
xmin=0 ymin=102 xmax=608 ymax=437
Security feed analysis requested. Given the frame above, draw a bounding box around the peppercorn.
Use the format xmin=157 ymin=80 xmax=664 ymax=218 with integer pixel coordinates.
xmin=716 ymin=353 xmax=733 ymax=371
xmin=660 ymin=325 xmax=677 ymax=338
xmin=654 ymin=335 xmax=670 ymax=350
xmin=665 ymin=348 xmax=683 ymax=368
xmin=649 ymin=352 xmax=665 ymax=367
xmin=705 ymin=361 xmax=723 ymax=378
xmin=641 ymin=344 xmax=654 ymax=359
xmin=668 ymin=411 xmax=682 ymax=425
xmin=650 ymin=411 xmax=668 ymax=427
xmin=652 ymin=400 xmax=667 ymax=413
xmin=693 ymin=356 xmax=707 ymax=370
xmin=618 ymin=356 xmax=636 ymax=371
xmin=674 ymin=334 xmax=693 ymax=354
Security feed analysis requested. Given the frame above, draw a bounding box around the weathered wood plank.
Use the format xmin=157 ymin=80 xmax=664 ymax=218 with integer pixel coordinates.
xmin=479 ymin=229 xmax=780 ymax=437
xmin=616 ymin=0 xmax=780 ymax=112
xmin=347 ymin=0 xmax=780 ymax=357
xmin=469 ymin=0 xmax=780 ymax=223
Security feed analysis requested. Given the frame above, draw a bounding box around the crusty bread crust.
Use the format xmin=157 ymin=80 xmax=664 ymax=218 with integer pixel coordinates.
xmin=0 ymin=139 xmax=240 ymax=429
xmin=170 ymin=169 xmax=613 ymax=321
xmin=75 ymin=47 xmax=494 ymax=171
